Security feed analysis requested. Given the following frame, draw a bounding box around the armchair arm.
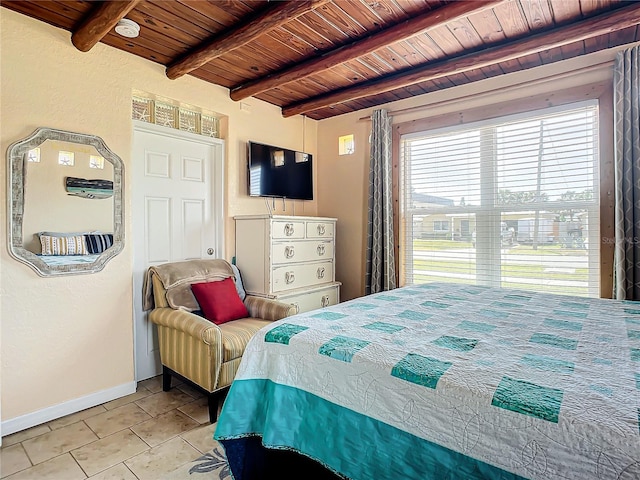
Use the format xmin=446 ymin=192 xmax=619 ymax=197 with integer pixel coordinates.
xmin=244 ymin=295 xmax=296 ymax=321
xmin=149 ymin=307 xmax=222 ymax=346
xmin=149 ymin=307 xmax=223 ymax=391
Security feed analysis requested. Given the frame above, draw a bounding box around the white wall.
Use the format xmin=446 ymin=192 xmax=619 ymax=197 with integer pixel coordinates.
xmin=0 ymin=9 xmax=317 ymax=434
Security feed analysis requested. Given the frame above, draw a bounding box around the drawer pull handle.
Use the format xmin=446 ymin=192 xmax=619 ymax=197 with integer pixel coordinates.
xmin=321 ymin=295 xmax=330 ymax=308
xmin=317 ymin=267 xmax=325 ymax=279
xmin=285 ymin=246 xmax=295 ymax=259
xmin=284 ymin=223 xmax=295 ymax=236
xmin=285 ymin=272 xmax=296 ymax=284
xmin=317 ymin=244 xmax=325 ymax=256
xmin=317 ymin=224 xmax=326 ymax=235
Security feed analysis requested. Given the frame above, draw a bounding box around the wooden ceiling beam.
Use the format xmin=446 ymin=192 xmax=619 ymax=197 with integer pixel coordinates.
xmin=71 ymin=0 xmax=142 ymax=52
xmin=282 ymin=2 xmax=640 ymax=118
xmin=230 ymin=0 xmax=505 ymax=101
xmin=166 ymin=0 xmax=331 ymax=80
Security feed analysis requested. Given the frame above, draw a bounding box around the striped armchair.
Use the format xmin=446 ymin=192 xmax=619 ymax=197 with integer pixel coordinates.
xmin=145 ymin=259 xmax=296 ymax=423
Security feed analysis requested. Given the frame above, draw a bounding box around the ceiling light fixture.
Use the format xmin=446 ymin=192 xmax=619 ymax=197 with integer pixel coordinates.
xmin=115 ymin=19 xmax=140 ymax=38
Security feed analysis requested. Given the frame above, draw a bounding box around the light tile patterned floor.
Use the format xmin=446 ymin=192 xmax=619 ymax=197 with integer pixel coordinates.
xmin=1 ymin=376 xmax=223 ymax=479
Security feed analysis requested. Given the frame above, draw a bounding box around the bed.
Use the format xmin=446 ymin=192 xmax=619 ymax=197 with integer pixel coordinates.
xmin=213 ymin=282 xmax=640 ymax=479
xmin=37 ymin=254 xmax=101 ymax=266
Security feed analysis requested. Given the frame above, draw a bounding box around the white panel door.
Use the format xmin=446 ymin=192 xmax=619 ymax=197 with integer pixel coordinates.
xmin=132 ymin=121 xmax=224 ymax=381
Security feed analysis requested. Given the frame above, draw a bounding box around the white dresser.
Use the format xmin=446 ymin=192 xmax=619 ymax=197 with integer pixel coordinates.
xmin=234 ymin=215 xmax=341 ymax=313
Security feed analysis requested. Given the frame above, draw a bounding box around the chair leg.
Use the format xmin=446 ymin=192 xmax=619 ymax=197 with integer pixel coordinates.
xmin=208 ymin=393 xmax=219 ymax=424
xmin=162 ymin=365 xmax=172 ymax=392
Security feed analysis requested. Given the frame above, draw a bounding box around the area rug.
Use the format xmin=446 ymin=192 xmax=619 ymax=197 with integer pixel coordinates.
xmin=161 ymin=441 xmax=231 ymax=479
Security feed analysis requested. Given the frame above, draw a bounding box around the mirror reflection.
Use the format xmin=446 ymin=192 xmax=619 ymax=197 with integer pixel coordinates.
xmin=7 ymin=127 xmax=124 ymax=276
xmin=23 ymin=139 xmax=115 ymax=260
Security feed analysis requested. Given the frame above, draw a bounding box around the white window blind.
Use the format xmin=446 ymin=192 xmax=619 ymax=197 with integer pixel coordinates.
xmin=400 ymin=101 xmax=600 ymax=297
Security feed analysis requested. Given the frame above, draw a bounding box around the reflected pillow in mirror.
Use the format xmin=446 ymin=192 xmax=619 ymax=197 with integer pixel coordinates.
xmin=40 ymin=235 xmax=89 ymax=256
xmin=191 ymin=277 xmax=249 ymax=325
xmin=85 ymin=234 xmax=114 ymax=254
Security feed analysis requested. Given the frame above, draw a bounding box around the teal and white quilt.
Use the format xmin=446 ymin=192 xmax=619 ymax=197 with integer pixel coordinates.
xmin=214 ymin=283 xmax=640 ymax=479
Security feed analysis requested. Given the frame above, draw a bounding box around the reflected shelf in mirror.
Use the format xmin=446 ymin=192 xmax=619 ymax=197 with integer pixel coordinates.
xmin=7 ymin=127 xmax=124 ymax=276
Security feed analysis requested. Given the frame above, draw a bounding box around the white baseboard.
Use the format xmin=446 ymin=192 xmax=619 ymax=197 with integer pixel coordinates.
xmin=1 ymin=382 xmax=136 ymax=438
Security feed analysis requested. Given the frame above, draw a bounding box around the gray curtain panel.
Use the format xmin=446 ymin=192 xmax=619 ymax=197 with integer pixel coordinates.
xmin=613 ymin=44 xmax=640 ymax=300
xmin=366 ymin=109 xmax=397 ymax=294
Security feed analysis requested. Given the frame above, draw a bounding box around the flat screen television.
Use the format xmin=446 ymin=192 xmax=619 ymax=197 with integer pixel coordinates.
xmin=247 ymin=141 xmax=313 ymax=200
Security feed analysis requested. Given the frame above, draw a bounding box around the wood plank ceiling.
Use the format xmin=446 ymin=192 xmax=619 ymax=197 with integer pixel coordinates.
xmin=3 ymin=0 xmax=640 ymax=120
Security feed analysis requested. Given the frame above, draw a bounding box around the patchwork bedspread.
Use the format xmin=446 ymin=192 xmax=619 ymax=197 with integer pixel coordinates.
xmin=214 ymin=283 xmax=640 ymax=479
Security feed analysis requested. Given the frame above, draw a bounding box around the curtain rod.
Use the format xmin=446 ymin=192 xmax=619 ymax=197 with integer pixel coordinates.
xmin=357 ymin=61 xmax=613 ymax=122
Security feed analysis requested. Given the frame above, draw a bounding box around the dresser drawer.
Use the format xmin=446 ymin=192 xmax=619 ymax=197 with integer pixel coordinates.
xmin=271 ymin=240 xmax=334 ymax=264
xmin=271 ymin=261 xmax=334 ymax=292
xmin=306 ymin=221 xmax=335 ymax=239
xmin=272 ymin=220 xmax=305 ymax=239
xmin=277 ymin=283 xmax=341 ymax=314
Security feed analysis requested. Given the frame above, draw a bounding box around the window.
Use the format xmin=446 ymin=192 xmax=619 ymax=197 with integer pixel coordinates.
xmin=201 ymin=115 xmax=219 ymax=138
xmin=272 ymin=150 xmax=285 ymax=167
xmin=155 ymin=102 xmax=178 ymax=128
xmin=433 ymin=221 xmax=450 ymax=232
xmin=179 ymin=109 xmax=199 ymax=133
xmin=400 ymin=101 xmax=600 ymax=297
xmin=89 ymin=155 xmax=104 ymax=169
xmin=339 ymin=134 xmax=355 ymax=155
xmin=132 ymin=95 xmax=220 ymax=138
xmin=132 ymin=96 xmax=152 ymax=122
xmin=58 ymin=151 xmax=74 ymax=166
xmin=27 ymin=147 xmax=40 ymax=163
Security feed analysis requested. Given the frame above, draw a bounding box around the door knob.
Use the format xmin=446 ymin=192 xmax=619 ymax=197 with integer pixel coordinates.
xmin=207 ymin=248 xmax=214 ymax=255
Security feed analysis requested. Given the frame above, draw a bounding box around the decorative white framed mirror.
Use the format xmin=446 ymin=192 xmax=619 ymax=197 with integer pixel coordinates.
xmin=7 ymin=127 xmax=124 ymax=276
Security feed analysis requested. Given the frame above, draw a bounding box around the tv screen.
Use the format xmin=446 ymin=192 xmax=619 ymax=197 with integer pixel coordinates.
xmin=248 ymin=141 xmax=313 ymax=200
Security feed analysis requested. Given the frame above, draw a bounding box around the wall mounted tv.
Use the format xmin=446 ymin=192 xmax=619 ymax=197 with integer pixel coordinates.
xmin=247 ymin=141 xmax=313 ymax=200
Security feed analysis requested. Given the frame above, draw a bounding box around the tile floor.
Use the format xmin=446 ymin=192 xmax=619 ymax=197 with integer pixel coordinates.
xmin=1 ymin=376 xmax=223 ymax=479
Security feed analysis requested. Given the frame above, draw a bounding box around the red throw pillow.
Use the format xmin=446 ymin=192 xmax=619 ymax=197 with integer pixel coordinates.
xmin=191 ymin=278 xmax=249 ymax=325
